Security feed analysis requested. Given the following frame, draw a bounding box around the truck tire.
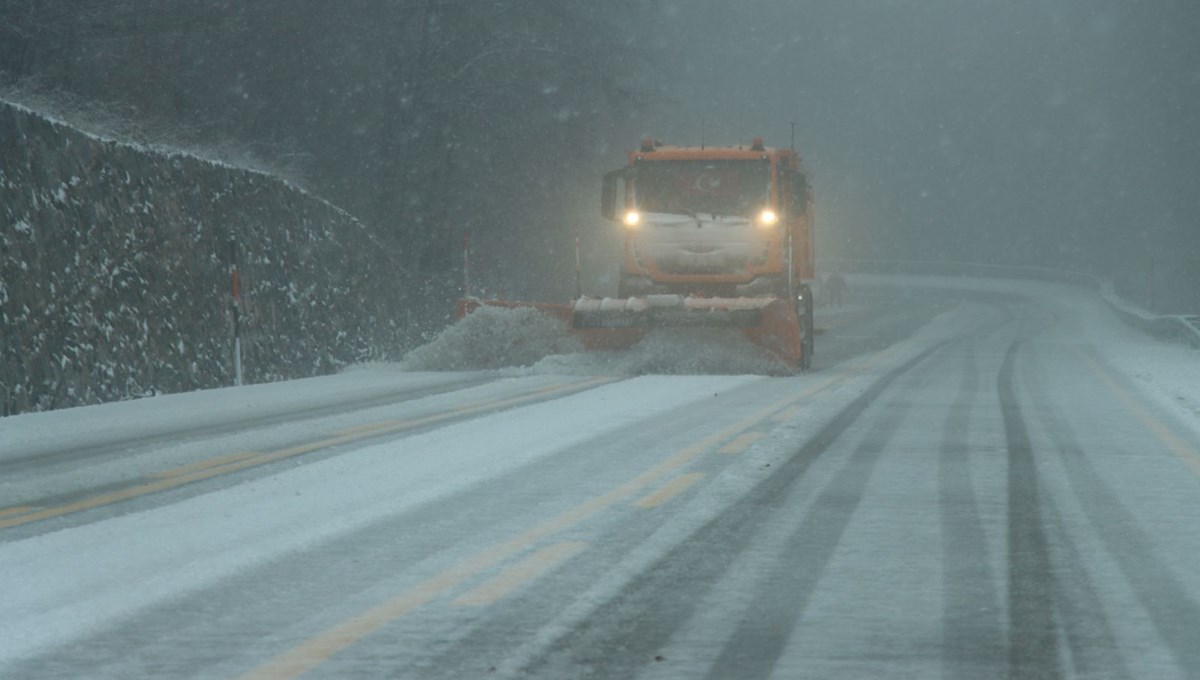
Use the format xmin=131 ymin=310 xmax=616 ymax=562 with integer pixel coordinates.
xmin=799 ymin=283 xmax=814 ymax=370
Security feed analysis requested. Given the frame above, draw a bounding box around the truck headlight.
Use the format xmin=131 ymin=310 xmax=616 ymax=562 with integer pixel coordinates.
xmin=758 ymin=209 xmax=779 ymax=227
xmin=623 ymin=210 xmax=641 ymax=227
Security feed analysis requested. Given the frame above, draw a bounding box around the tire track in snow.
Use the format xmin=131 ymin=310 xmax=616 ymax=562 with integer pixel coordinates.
xmin=999 ymin=340 xmax=1062 ymax=680
xmin=1051 ymin=443 xmax=1200 ymax=677
xmin=1024 ymin=342 xmax=1195 ymax=678
xmin=509 ymin=341 xmax=948 ymax=679
xmin=938 ymin=341 xmax=1006 ymax=678
xmin=701 ymin=345 xmax=942 ymax=680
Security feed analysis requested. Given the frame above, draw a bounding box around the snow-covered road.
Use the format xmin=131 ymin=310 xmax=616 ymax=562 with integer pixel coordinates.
xmin=3 ymin=276 xmax=1200 ymax=679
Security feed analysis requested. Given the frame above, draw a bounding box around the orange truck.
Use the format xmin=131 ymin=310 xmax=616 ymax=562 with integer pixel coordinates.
xmin=459 ymin=136 xmax=816 ymax=369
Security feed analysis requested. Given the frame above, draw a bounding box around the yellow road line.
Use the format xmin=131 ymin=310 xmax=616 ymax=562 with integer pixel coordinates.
xmin=453 ymin=542 xmax=587 ymax=607
xmin=771 ymin=405 xmax=803 ymax=422
xmin=1079 ymin=351 xmax=1200 ymax=479
xmin=330 ymin=380 xmax=602 ymax=438
xmin=2 ymin=378 xmax=616 ymax=531
xmin=0 ymin=506 xmax=36 ymax=519
xmin=634 ymin=472 xmax=706 ymax=509
xmin=717 ymin=431 xmax=765 ymax=454
xmin=0 ymin=464 xmax=261 ymax=530
xmin=155 ymin=451 xmax=262 ymax=479
xmin=0 ymin=434 xmax=372 ymax=532
xmin=331 ymin=419 xmax=405 ymax=437
xmin=238 ymin=369 xmax=856 ymax=680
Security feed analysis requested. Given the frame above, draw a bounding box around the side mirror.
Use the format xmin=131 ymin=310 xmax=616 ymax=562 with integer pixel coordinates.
xmin=601 ymin=169 xmax=623 ymax=220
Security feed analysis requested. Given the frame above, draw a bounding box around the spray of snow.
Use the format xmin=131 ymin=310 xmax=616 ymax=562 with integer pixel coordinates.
xmin=402 ymin=306 xmax=788 ymax=376
xmin=401 ymin=305 xmax=583 ymax=371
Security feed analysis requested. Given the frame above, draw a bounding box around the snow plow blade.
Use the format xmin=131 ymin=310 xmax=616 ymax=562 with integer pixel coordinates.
xmin=572 ymin=295 xmax=804 ymax=367
xmin=456 ymin=295 xmax=804 ymax=367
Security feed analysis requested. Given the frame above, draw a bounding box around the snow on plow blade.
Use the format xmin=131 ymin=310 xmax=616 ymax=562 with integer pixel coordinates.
xmin=573 ymin=295 xmax=804 ymax=367
xmin=574 ymin=295 xmax=773 ymax=328
xmin=455 ymin=295 xmax=804 ymax=367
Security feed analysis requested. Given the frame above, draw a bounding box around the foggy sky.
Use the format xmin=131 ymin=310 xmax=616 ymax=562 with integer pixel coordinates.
xmin=3 ymin=1 xmax=1192 ymax=310
xmin=638 ymin=0 xmax=1199 ymax=309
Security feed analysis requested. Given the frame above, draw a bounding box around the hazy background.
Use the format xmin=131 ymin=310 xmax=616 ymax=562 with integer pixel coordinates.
xmin=2 ymin=0 xmax=1196 ymax=313
xmin=644 ymin=0 xmax=1199 ymax=312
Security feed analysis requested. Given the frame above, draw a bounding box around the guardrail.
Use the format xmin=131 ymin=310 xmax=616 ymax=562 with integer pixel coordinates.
xmin=815 ymin=259 xmax=1196 ymax=349
xmin=1101 ymin=285 xmax=1200 ymax=349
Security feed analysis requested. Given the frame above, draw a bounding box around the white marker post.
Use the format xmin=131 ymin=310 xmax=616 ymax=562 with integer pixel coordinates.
xmin=574 ymin=234 xmax=582 ymax=300
xmin=229 ymin=239 xmax=243 ymax=386
xmin=462 ymin=232 xmax=471 ymax=298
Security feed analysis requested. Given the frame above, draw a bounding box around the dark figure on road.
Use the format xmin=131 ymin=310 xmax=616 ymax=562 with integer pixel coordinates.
xmin=826 ymin=272 xmax=846 ymax=307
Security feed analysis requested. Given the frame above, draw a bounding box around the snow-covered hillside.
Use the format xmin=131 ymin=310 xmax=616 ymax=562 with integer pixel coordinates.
xmin=1 ymin=100 xmax=419 ymax=415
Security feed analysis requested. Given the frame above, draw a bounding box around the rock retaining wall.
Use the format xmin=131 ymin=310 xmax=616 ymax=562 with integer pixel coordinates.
xmin=1 ymin=101 xmax=417 ymax=414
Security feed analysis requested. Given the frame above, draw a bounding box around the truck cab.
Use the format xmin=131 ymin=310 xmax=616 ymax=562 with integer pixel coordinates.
xmin=602 ymin=137 xmax=814 ymax=300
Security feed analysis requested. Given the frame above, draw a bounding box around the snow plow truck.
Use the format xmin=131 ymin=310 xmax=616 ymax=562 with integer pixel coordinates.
xmin=458 ymin=136 xmax=816 ymax=370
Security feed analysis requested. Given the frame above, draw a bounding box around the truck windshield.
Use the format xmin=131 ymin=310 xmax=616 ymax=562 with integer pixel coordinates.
xmin=633 ymin=160 xmax=769 ymax=218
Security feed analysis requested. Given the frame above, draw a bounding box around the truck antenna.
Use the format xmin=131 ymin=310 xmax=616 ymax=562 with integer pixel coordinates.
xmin=790 ymin=121 xmax=796 ymax=150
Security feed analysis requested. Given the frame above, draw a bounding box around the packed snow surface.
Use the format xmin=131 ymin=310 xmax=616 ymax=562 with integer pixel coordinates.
xmin=1 ymin=276 xmax=1197 ymax=671
xmin=853 ymin=275 xmax=1200 ymax=424
xmin=1 ymin=373 xmax=764 ymax=661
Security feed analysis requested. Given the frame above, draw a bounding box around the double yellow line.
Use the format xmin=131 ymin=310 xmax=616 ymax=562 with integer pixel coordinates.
xmin=242 ymin=325 xmax=1200 ymax=679
xmin=1077 ymin=350 xmax=1200 ymax=479
xmin=0 ymin=378 xmax=615 ymax=531
xmin=238 ymin=366 xmax=860 ymax=680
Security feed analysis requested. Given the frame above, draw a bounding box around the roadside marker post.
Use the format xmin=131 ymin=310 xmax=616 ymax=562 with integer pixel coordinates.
xmin=229 ymin=238 xmax=243 ymax=386
xmin=575 ymin=234 xmax=583 ymax=300
xmin=463 ymin=232 xmax=471 ymax=298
